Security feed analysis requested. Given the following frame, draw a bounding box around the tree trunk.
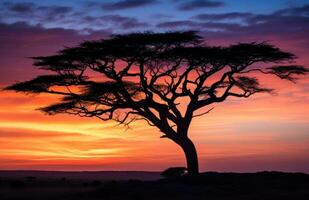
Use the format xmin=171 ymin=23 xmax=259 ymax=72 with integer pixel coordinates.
xmin=179 ymin=138 xmax=199 ymax=176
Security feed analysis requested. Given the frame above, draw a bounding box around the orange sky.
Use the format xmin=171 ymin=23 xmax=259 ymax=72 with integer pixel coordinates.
xmin=1 ymin=73 xmax=308 ymax=172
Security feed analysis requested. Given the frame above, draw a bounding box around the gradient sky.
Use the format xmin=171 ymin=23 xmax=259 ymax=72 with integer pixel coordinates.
xmin=0 ymin=0 xmax=308 ymax=172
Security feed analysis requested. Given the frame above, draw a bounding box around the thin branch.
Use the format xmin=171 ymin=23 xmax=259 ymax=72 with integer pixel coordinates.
xmin=193 ymin=107 xmax=214 ymax=118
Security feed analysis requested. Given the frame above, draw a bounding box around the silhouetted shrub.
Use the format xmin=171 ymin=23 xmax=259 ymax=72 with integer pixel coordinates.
xmin=161 ymin=167 xmax=187 ymax=178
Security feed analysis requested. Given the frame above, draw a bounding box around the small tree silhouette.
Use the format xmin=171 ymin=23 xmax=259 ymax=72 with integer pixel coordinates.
xmin=161 ymin=167 xmax=188 ymax=178
xmin=5 ymin=31 xmax=308 ymax=175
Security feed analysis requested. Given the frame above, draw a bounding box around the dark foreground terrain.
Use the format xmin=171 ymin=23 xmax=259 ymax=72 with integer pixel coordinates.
xmin=0 ymin=171 xmax=308 ymax=200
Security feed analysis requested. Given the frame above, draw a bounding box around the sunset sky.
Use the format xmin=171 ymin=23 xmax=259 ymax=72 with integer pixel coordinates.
xmin=0 ymin=0 xmax=308 ymax=172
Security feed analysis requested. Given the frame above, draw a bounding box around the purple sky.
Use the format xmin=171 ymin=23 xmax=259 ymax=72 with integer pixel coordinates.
xmin=1 ymin=0 xmax=309 ymax=84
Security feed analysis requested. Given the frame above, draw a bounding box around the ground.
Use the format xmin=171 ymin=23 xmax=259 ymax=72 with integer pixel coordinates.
xmin=0 ymin=171 xmax=308 ymax=200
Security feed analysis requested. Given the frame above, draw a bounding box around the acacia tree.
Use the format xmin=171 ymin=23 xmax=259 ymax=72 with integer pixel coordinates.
xmin=6 ymin=31 xmax=308 ymax=175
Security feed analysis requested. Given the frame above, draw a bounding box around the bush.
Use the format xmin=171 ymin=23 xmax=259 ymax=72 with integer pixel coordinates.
xmin=161 ymin=167 xmax=187 ymax=178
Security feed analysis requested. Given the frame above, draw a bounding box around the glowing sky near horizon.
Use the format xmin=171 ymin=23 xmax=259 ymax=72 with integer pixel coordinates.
xmin=0 ymin=0 xmax=308 ymax=172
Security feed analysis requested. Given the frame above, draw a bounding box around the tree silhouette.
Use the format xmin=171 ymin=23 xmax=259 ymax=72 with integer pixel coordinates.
xmin=5 ymin=31 xmax=308 ymax=175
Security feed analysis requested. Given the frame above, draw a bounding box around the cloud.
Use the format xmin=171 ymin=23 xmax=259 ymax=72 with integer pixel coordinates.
xmin=157 ymin=4 xmax=309 ymax=40
xmin=101 ymin=0 xmax=158 ymax=10
xmin=0 ymin=2 xmax=149 ymax=32
xmin=274 ymin=4 xmax=309 ymax=16
xmin=1 ymin=2 xmax=74 ymax=26
xmin=6 ymin=2 xmax=35 ymax=13
xmin=39 ymin=5 xmax=73 ymax=17
xmin=194 ymin=12 xmax=254 ymax=21
xmin=157 ymin=20 xmax=244 ymax=32
xmin=2 ymin=2 xmax=73 ymax=16
xmin=156 ymin=20 xmax=197 ymax=28
xmin=176 ymin=0 xmax=224 ymax=11
xmin=82 ymin=15 xmax=149 ymax=29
